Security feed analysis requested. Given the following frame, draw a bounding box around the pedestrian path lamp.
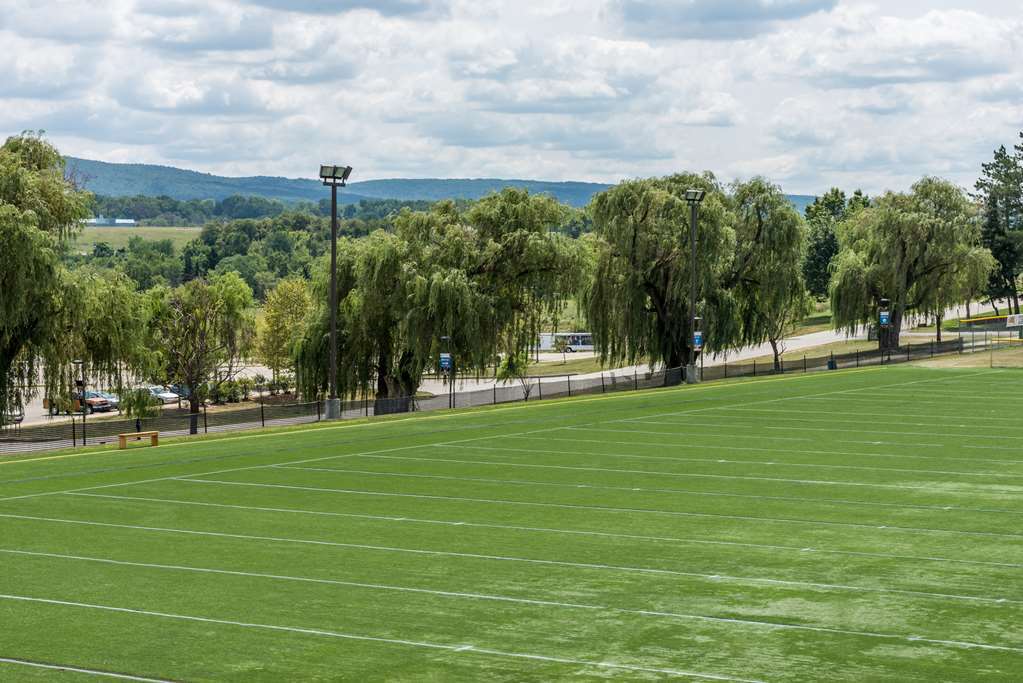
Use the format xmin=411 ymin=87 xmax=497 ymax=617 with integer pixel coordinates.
xmin=320 ymin=164 xmax=353 ymax=420
xmin=685 ymin=189 xmax=706 ymax=384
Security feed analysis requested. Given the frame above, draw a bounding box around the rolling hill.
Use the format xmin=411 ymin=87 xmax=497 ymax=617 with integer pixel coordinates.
xmin=66 ymin=157 xmax=816 ymax=213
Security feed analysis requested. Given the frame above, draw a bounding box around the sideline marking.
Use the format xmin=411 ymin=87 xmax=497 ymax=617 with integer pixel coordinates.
xmin=0 ymin=593 xmax=762 ymax=682
xmin=0 ymin=657 xmax=172 ymax=682
xmin=66 ymin=492 xmax=1023 ymax=569
xmin=2 ymin=548 xmax=1019 ymax=654
xmin=1 ymin=511 xmax=1018 ymax=604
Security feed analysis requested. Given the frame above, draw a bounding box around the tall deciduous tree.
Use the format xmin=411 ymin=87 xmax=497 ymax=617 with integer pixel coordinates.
xmin=583 ymin=173 xmax=805 ymax=372
xmin=294 ymin=190 xmax=582 ymax=410
xmin=0 ymin=133 xmax=142 ymax=422
xmin=802 ymin=188 xmax=869 ymax=299
xmin=257 ymin=278 xmax=312 ymax=386
xmin=731 ymin=179 xmax=811 ymax=370
xmin=830 ymin=178 xmax=994 ymax=349
xmin=149 ymin=272 xmax=256 ymax=432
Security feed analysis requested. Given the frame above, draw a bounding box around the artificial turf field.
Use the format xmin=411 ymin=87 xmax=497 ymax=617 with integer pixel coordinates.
xmin=0 ymin=366 xmax=1021 ymax=681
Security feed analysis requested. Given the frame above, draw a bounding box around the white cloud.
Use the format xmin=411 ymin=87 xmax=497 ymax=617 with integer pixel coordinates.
xmin=0 ymin=0 xmax=1020 ymax=194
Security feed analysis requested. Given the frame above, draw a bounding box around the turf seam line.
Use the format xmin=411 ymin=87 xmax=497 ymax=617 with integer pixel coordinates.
xmin=2 ymin=548 xmax=1018 ymax=654
xmin=0 ymin=656 xmax=174 ymax=682
xmin=3 ymin=511 xmax=1017 ymax=605
xmin=63 ymin=492 xmax=1023 ymax=569
xmin=270 ymin=463 xmax=1023 ymax=517
xmin=171 ymin=477 xmax=1023 ymax=539
xmin=0 ymin=594 xmax=762 ymax=682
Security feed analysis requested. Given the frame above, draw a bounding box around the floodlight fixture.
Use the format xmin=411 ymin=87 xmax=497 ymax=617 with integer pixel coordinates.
xmin=685 ymin=189 xmax=706 ymax=204
xmin=319 ymin=164 xmax=353 ymax=185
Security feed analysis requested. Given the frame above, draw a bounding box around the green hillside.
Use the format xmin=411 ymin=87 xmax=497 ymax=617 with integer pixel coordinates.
xmin=67 ymin=157 xmax=816 ymax=212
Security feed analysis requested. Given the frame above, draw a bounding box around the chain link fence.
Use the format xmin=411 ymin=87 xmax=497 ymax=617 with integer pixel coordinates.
xmin=0 ymin=337 xmax=985 ymax=456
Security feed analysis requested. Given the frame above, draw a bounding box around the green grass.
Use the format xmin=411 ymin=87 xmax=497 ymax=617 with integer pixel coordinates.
xmin=72 ymin=226 xmax=201 ymax=253
xmin=1 ymin=366 xmax=1021 ymax=681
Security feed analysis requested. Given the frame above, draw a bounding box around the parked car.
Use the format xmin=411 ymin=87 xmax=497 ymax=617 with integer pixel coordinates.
xmin=168 ymin=384 xmax=192 ymax=400
xmin=94 ymin=390 xmax=121 ymax=410
xmin=148 ymin=386 xmax=180 ymax=405
xmin=76 ymin=392 xmax=111 ymax=414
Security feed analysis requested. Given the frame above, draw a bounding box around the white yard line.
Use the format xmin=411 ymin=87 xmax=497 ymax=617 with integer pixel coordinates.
xmin=65 ymin=492 xmax=1023 ymax=568
xmin=272 ymin=463 xmax=1023 ymax=517
xmin=166 ymin=478 xmax=1023 ymax=539
xmin=2 ymin=548 xmax=1018 ymax=655
xmin=0 ymin=657 xmax=172 ymax=682
xmin=424 ymin=444 xmax=1020 ymax=487
xmin=0 ymin=594 xmax=759 ymax=682
xmin=0 ymin=513 xmax=1016 ymax=604
xmin=508 ymin=433 xmax=1023 ymax=467
xmin=627 ymin=419 xmax=978 ymax=445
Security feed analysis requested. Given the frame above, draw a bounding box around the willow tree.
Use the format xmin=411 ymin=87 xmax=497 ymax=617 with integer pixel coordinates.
xmin=583 ymin=173 xmax=805 ymax=371
xmin=1 ymin=133 xmax=149 ymax=422
xmin=148 ymin=272 xmax=256 ymax=432
xmin=294 ymin=189 xmax=583 ymax=410
xmin=830 ymin=178 xmax=994 ymax=349
xmin=731 ymin=178 xmax=810 ymax=370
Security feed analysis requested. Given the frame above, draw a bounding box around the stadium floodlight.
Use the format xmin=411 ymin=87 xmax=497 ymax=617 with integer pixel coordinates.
xmin=320 ymin=162 xmax=354 ymax=420
xmin=685 ymin=190 xmax=705 ymax=384
xmin=320 ymin=165 xmax=352 ymax=184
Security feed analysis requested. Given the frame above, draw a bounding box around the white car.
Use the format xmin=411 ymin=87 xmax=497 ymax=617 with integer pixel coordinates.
xmin=148 ymin=385 xmax=180 ymax=404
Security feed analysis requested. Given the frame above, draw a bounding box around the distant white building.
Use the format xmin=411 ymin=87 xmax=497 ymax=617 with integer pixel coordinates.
xmin=84 ymin=216 xmax=136 ymax=226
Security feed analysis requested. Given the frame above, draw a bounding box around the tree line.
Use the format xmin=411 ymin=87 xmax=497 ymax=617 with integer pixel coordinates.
xmin=3 ymin=131 xmax=1020 ymax=426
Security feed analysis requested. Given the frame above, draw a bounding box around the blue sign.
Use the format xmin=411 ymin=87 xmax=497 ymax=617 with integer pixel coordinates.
xmin=440 ymin=353 xmax=453 ymax=371
xmin=693 ymin=331 xmax=704 ymax=351
xmin=879 ymin=310 xmax=891 ymax=327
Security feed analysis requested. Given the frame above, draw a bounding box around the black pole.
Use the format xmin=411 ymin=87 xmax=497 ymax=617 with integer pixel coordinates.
xmin=329 ymin=183 xmax=339 ymax=403
xmin=687 ymin=200 xmax=698 ymax=383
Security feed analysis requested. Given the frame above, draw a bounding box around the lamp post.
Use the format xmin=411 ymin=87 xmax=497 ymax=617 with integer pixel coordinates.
xmin=319 ymin=164 xmax=353 ymax=420
xmin=684 ymin=189 xmax=706 ymax=384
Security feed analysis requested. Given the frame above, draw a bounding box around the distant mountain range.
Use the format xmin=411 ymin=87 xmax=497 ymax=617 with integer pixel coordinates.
xmin=65 ymin=157 xmax=817 ymax=213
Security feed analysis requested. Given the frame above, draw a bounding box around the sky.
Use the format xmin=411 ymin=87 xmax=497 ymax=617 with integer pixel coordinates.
xmin=1 ymin=0 xmax=1020 ymax=194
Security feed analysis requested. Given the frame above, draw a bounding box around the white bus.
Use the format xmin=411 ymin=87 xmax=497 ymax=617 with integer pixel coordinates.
xmin=538 ymin=332 xmax=594 ymax=353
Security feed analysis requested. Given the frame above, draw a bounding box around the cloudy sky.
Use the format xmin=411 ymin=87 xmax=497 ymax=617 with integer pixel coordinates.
xmin=1 ymin=0 xmax=1019 ymax=194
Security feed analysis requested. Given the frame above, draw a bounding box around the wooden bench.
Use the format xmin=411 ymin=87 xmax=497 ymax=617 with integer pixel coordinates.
xmin=118 ymin=431 xmax=159 ymax=449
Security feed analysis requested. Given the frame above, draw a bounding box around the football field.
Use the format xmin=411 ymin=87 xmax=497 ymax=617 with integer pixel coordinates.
xmin=0 ymin=366 xmax=1021 ymax=681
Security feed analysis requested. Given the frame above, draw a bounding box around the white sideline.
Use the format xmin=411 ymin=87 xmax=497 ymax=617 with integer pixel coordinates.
xmin=170 ymin=477 xmax=1023 ymax=539
xmin=0 ymin=594 xmax=759 ymax=682
xmin=0 ymin=511 xmax=1016 ymax=605
xmin=438 ymin=442 xmax=1018 ymax=480
xmin=65 ymin=492 xmax=1023 ymax=569
xmin=273 ymin=463 xmax=1023 ymax=517
xmin=508 ymin=433 xmax=1023 ymax=468
xmin=0 ymin=657 xmax=172 ymax=682
xmin=3 ymin=548 xmax=1019 ymax=654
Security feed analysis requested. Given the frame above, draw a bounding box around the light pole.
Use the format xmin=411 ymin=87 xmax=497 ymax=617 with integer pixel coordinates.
xmin=684 ymin=189 xmax=706 ymax=384
xmin=319 ymin=164 xmax=353 ymax=420
xmin=72 ymin=359 xmax=86 ymax=442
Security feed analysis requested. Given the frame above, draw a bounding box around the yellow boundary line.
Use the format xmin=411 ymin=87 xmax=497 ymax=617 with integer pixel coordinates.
xmin=0 ymin=366 xmax=888 ymax=468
